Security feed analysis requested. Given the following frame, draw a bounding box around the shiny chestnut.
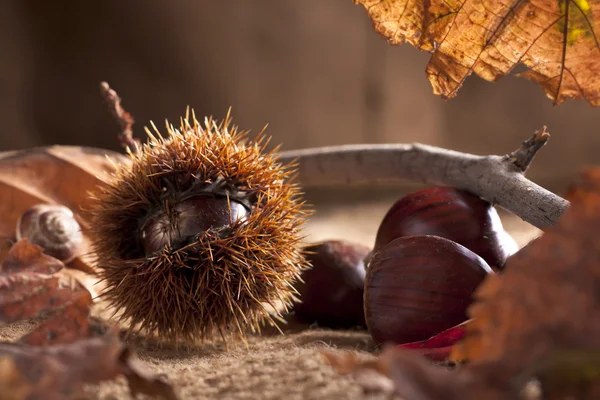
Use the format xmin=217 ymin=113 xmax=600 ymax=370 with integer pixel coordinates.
xmin=364 ymin=235 xmax=493 ymax=344
xmin=139 ymin=194 xmax=248 ymax=255
xmin=373 ymin=186 xmax=518 ymax=270
xmin=293 ymin=240 xmax=370 ymax=328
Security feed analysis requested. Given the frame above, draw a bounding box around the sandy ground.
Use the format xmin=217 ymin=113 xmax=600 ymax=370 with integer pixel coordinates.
xmin=0 ymin=198 xmax=540 ymax=400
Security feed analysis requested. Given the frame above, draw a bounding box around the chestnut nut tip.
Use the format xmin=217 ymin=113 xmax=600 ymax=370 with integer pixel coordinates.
xmin=16 ymin=204 xmax=83 ymax=263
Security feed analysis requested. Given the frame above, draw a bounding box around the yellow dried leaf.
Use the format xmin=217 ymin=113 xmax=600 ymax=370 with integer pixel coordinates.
xmin=355 ymin=0 xmax=600 ymax=105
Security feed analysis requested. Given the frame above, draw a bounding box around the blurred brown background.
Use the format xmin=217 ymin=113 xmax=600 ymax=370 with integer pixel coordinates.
xmin=1 ymin=0 xmax=598 ymax=211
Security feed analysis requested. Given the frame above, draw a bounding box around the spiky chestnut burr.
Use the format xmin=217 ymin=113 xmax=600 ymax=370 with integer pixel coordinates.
xmin=88 ymin=110 xmax=309 ymax=342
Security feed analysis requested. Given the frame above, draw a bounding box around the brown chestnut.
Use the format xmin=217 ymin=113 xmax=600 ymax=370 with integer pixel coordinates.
xmin=365 ymin=235 xmax=493 ymax=344
xmin=373 ymin=186 xmax=517 ymax=270
xmin=293 ymin=240 xmax=370 ymax=328
xmin=139 ymin=194 xmax=248 ymax=255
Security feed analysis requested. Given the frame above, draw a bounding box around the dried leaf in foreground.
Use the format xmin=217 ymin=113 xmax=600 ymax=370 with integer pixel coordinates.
xmin=0 ymin=330 xmax=178 ymax=400
xmin=0 ymin=238 xmax=64 ymax=275
xmin=354 ymin=0 xmax=600 ymax=105
xmin=0 ymin=240 xmax=87 ymax=324
xmin=18 ymin=288 xmax=93 ymax=346
xmin=322 ymin=347 xmax=518 ymax=400
xmin=452 ymin=168 xmax=600 ymax=396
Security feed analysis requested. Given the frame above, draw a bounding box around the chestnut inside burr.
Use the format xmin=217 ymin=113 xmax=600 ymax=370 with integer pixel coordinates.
xmin=139 ymin=194 xmax=248 ymax=255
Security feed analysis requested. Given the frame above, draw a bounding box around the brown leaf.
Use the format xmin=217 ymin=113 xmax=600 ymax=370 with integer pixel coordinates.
xmin=0 ymin=329 xmax=178 ymax=400
xmin=451 ymin=168 xmax=600 ymax=397
xmin=19 ymin=287 xmax=93 ymax=346
xmin=0 ymin=146 xmax=129 ymax=273
xmin=0 ymin=239 xmax=64 ymax=275
xmin=0 ymin=240 xmax=91 ymax=325
xmin=518 ymin=348 xmax=600 ymax=399
xmin=0 ymin=238 xmax=12 ymax=264
xmin=0 ymin=273 xmax=78 ymax=324
xmin=323 ymin=347 xmax=518 ymax=400
xmin=354 ymin=0 xmax=600 ymax=106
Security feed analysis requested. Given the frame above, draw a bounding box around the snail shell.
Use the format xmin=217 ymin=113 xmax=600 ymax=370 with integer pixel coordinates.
xmin=16 ymin=204 xmax=83 ymax=263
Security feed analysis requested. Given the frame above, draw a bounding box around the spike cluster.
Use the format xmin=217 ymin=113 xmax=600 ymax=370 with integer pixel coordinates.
xmin=88 ymin=110 xmax=309 ymax=342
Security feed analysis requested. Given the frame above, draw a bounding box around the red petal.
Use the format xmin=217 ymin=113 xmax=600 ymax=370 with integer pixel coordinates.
xmin=398 ymin=320 xmax=469 ymax=361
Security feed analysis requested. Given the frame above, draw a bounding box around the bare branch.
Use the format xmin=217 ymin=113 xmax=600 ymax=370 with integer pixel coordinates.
xmin=100 ymin=82 xmax=140 ymax=153
xmin=506 ymin=126 xmax=550 ymax=172
xmin=278 ymin=130 xmax=568 ymax=230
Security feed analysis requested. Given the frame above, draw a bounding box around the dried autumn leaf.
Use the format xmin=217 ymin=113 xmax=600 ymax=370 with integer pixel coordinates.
xmin=0 ymin=274 xmax=79 ymax=325
xmin=354 ymin=0 xmax=600 ymax=105
xmin=0 ymin=240 xmax=89 ymax=325
xmin=323 ymin=347 xmax=517 ymax=399
xmin=19 ymin=288 xmax=92 ymax=346
xmin=0 ymin=329 xmax=178 ymax=400
xmin=515 ymin=348 xmax=600 ymax=399
xmin=0 ymin=238 xmax=64 ymax=275
xmin=451 ymin=168 xmax=600 ymax=396
xmin=0 ymin=239 xmax=12 ymax=264
xmin=0 ymin=146 xmax=129 ymax=273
